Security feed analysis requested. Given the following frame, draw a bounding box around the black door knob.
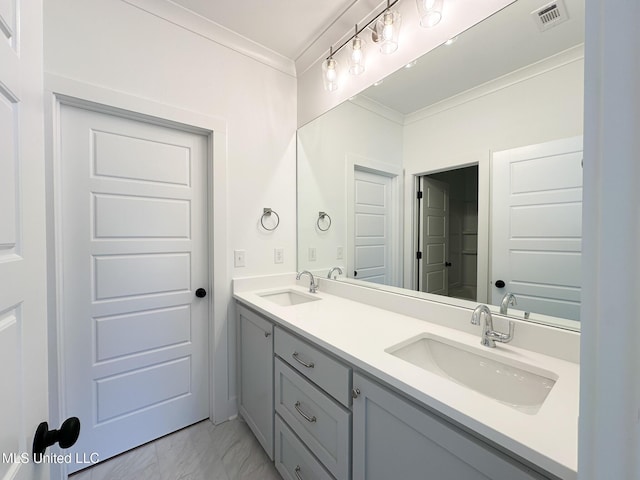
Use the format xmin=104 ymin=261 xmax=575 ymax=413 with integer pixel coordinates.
xmin=495 ymin=280 xmax=506 ymax=288
xmin=354 ymin=271 xmax=358 ymax=277
xmin=445 ymin=262 xmax=452 ymax=267
xmin=195 ymin=288 xmax=207 ymax=298
xmin=33 ymin=417 xmax=81 ymax=461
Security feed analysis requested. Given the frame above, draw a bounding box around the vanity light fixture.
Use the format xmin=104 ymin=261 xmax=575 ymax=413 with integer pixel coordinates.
xmin=322 ymin=0 xmax=444 ymax=92
xmin=348 ymin=25 xmax=367 ymax=75
xmin=322 ymin=46 xmax=339 ymax=92
xmin=416 ymin=0 xmax=444 ymax=28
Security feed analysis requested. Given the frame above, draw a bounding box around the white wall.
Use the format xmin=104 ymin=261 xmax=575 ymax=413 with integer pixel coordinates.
xmin=402 ymin=47 xmax=584 ymax=301
xmin=44 ymin=0 xmax=297 ymax=419
xmin=297 ymin=100 xmax=404 ymax=273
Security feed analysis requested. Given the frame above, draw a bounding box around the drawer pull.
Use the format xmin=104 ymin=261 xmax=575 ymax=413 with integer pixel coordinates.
xmin=294 ymin=465 xmax=305 ymax=480
xmin=294 ymin=401 xmax=317 ymax=423
xmin=292 ymin=352 xmax=314 ymax=368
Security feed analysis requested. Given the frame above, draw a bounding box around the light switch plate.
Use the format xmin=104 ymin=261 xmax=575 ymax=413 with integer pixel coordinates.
xmin=234 ymin=249 xmax=245 ymax=267
xmin=274 ymin=248 xmax=284 ymax=264
xmin=308 ymin=247 xmax=317 ymax=262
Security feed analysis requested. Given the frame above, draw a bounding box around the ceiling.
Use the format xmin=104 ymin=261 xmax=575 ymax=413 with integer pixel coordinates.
xmin=170 ymin=0 xmax=362 ymax=61
xmin=359 ymin=0 xmax=584 ymax=115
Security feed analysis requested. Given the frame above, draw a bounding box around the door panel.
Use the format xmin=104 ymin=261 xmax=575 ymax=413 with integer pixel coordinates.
xmin=491 ymin=136 xmax=582 ymax=320
xmin=0 ymin=0 xmax=48 ymax=479
xmin=60 ymin=105 xmax=209 ymax=472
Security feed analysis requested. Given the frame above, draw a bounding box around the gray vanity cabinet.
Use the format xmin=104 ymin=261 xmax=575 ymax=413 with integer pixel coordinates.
xmin=351 ymin=373 xmax=549 ymax=480
xmin=237 ymin=304 xmax=274 ymax=459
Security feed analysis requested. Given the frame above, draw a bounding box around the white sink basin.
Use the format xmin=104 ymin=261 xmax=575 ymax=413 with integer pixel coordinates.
xmin=386 ymin=334 xmax=557 ymax=414
xmin=258 ymin=289 xmax=321 ymax=307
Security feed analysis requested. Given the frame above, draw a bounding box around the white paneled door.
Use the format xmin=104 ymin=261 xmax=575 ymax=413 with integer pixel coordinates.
xmin=353 ymin=169 xmax=393 ymax=285
xmin=59 ymin=104 xmax=210 ymax=473
xmin=491 ymin=136 xmax=583 ymax=320
xmin=420 ymin=177 xmax=449 ymax=295
xmin=0 ymin=0 xmax=48 ymax=479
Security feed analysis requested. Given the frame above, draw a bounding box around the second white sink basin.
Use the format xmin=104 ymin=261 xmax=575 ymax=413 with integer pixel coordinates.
xmin=386 ymin=334 xmax=557 ymax=414
xmin=258 ymin=289 xmax=321 ymax=307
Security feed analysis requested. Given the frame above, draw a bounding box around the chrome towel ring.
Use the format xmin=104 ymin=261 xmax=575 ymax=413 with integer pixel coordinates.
xmin=317 ymin=211 xmax=332 ymax=231
xmin=260 ymin=208 xmax=280 ymax=231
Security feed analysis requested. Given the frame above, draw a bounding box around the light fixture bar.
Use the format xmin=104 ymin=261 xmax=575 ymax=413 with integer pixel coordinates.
xmin=325 ymin=0 xmax=400 ymax=60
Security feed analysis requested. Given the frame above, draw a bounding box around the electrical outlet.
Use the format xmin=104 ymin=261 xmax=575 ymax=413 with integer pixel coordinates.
xmin=336 ymin=246 xmax=344 ymax=260
xmin=234 ymin=249 xmax=245 ymax=267
xmin=274 ymin=248 xmax=284 ymax=264
xmin=308 ymin=247 xmax=317 ymax=262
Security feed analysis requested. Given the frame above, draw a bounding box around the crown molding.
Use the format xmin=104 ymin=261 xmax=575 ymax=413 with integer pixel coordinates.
xmin=122 ymin=0 xmax=296 ymax=77
xmin=349 ymin=95 xmax=405 ymax=125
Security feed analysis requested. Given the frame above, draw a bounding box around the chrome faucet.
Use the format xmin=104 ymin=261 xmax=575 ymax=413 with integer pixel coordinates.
xmin=296 ymin=270 xmax=318 ymax=293
xmin=471 ymin=304 xmax=515 ymax=348
xmin=327 ymin=266 xmax=343 ymax=279
xmin=500 ymin=292 xmax=517 ymax=315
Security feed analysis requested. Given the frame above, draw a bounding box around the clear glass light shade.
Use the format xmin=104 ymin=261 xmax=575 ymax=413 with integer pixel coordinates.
xmin=416 ymin=0 xmax=443 ymax=28
xmin=322 ymin=57 xmax=339 ymax=92
xmin=348 ymin=37 xmax=366 ymax=75
xmin=375 ymin=9 xmax=401 ymax=54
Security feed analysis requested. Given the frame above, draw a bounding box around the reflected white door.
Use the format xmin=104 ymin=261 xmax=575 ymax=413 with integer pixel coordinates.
xmin=0 ymin=1 xmax=49 ymax=479
xmin=59 ymin=104 xmax=210 ymax=472
xmin=491 ymin=136 xmax=583 ymax=320
xmin=421 ymin=177 xmax=449 ymax=295
xmin=353 ymin=169 xmax=393 ymax=285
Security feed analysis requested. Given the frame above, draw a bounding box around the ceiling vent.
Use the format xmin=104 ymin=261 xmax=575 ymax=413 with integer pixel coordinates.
xmin=532 ymin=0 xmax=569 ymax=31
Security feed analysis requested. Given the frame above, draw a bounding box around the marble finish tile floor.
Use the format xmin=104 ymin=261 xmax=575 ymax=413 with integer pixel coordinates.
xmin=70 ymin=417 xmax=282 ymax=480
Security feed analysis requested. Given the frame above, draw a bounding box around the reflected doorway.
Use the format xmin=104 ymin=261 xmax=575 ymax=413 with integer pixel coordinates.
xmin=417 ymin=165 xmax=478 ymax=301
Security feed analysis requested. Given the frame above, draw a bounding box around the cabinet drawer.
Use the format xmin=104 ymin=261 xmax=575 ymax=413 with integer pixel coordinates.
xmin=275 ymin=358 xmax=351 ymax=480
xmin=275 ymin=414 xmax=335 ymax=480
xmin=275 ymin=327 xmax=351 ymax=407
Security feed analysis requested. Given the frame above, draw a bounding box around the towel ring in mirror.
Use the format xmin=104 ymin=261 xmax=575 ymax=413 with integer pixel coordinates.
xmin=261 ymin=208 xmax=280 ymax=231
xmin=317 ymin=211 xmax=331 ymax=232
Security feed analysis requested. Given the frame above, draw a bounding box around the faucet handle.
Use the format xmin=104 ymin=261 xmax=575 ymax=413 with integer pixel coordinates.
xmin=490 ymin=321 xmax=516 ymax=343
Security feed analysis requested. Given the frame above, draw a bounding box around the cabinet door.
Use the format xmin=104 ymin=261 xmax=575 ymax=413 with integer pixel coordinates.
xmin=238 ymin=305 xmax=274 ymax=459
xmin=352 ymin=373 xmax=548 ymax=480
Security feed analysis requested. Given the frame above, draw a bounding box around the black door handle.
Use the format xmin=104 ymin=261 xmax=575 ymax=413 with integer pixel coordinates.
xmin=354 ymin=271 xmax=358 ymax=277
xmin=195 ymin=288 xmax=207 ymax=298
xmin=495 ymin=280 xmax=506 ymax=288
xmin=33 ymin=417 xmax=81 ymax=461
xmin=445 ymin=262 xmax=452 ymax=267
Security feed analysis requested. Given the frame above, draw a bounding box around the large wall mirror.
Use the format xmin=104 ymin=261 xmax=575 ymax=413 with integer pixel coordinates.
xmin=297 ymin=0 xmax=584 ymax=330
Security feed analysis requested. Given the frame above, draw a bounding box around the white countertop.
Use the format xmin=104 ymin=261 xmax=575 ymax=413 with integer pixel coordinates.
xmin=234 ymin=282 xmax=579 ymax=480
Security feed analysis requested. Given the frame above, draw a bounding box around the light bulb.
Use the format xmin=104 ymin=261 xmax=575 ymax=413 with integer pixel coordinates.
xmin=349 ymin=36 xmax=366 ymax=75
xmin=322 ymin=57 xmax=339 ymax=92
xmin=326 ymin=65 xmax=336 ymax=82
xmin=416 ymin=0 xmax=443 ymax=28
xmin=376 ymin=9 xmax=401 ymax=54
